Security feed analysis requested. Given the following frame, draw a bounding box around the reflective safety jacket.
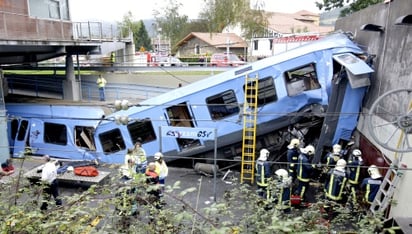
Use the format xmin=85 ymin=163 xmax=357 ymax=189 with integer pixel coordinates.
xmin=287 ymin=148 xmax=299 ymax=175
xmin=324 ymin=169 xmax=347 ymax=201
xmin=347 ymin=156 xmax=363 ymax=185
xmin=297 ymin=153 xmax=313 ymax=182
xmin=256 ymin=160 xmax=271 ymax=187
xmin=361 ymin=177 xmax=383 ymax=204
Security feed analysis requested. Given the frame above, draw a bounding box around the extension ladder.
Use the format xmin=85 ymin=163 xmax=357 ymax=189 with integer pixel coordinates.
xmin=370 ymin=159 xmax=404 ymax=215
xmin=240 ymin=74 xmax=259 ymax=184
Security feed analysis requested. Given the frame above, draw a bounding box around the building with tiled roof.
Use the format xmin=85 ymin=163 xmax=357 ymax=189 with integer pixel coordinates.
xmin=175 ymin=32 xmax=247 ymax=57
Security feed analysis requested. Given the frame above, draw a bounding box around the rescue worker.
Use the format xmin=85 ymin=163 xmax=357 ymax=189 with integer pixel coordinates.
xmin=273 ymin=168 xmax=292 ymax=213
xmin=325 ymin=144 xmax=343 ymax=169
xmin=361 ymin=165 xmax=383 ymax=206
xmin=120 ymin=148 xmax=136 ymax=181
xmin=287 ymin=138 xmax=300 ymax=181
xmin=347 ymin=149 xmax=363 ymax=206
xmin=295 ymin=145 xmax=315 ymax=204
xmin=256 ymin=148 xmax=271 ymax=198
xmin=133 ymin=140 xmax=147 ymax=174
xmin=96 ymin=74 xmax=107 ymax=101
xmin=324 ymin=159 xmax=348 ymax=203
xmin=154 ymin=152 xmax=168 ymax=193
xmin=323 ymin=159 xmax=348 ymax=220
xmin=110 ymin=51 xmax=116 ymax=67
xmin=145 ymin=162 xmax=162 ymax=209
xmin=40 ymin=155 xmax=62 ymax=210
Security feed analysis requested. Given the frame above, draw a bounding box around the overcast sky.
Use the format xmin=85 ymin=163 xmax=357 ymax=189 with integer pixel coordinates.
xmin=70 ymin=0 xmax=321 ymax=22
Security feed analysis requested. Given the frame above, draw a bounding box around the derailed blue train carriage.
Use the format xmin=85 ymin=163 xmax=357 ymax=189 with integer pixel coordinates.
xmin=6 ymin=104 xmax=112 ymax=161
xmin=6 ymin=32 xmax=374 ymax=165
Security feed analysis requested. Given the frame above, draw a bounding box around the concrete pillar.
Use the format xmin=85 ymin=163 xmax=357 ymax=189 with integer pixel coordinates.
xmin=63 ymin=54 xmax=81 ymax=101
xmin=0 ymin=70 xmax=10 ymax=163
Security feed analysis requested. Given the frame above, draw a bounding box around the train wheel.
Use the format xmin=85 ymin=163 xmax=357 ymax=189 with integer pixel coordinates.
xmin=367 ymin=89 xmax=412 ymax=152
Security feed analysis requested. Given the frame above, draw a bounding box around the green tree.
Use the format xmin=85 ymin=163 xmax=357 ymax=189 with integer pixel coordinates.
xmin=199 ymin=0 xmax=268 ymax=40
xmin=316 ymin=0 xmax=384 ymax=17
xmin=153 ymin=0 xmax=189 ymax=54
xmin=118 ymin=12 xmax=152 ymax=52
xmin=135 ymin=20 xmax=152 ymax=52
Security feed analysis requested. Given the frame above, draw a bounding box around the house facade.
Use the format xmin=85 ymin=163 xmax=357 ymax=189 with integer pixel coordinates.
xmin=175 ymin=32 xmax=248 ymax=58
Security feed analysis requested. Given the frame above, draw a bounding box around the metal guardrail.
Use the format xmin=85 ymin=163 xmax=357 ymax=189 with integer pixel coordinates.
xmin=5 ymin=75 xmax=173 ymax=101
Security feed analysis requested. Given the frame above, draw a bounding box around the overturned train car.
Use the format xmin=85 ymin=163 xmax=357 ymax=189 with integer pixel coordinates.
xmin=6 ymin=32 xmax=374 ymax=165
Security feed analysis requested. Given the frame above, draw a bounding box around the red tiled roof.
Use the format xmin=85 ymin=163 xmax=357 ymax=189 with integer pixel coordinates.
xmin=176 ymin=32 xmax=247 ymax=48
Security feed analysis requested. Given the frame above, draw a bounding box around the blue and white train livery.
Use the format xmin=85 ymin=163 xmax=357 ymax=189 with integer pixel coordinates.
xmin=6 ymin=32 xmax=374 ymax=164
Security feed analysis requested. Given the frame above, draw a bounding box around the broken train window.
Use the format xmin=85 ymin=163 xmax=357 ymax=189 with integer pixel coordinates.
xmin=285 ymin=63 xmax=321 ymax=96
xmin=206 ymin=90 xmax=240 ymax=120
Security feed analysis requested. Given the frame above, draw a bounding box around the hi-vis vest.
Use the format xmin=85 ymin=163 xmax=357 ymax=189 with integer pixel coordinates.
xmin=97 ymin=77 xmax=107 ymax=88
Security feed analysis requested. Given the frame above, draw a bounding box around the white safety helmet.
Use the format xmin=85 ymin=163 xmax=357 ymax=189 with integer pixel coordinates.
xmin=275 ymin=168 xmax=289 ymax=178
xmin=301 ymin=145 xmax=315 ymax=156
xmin=332 ymin=144 xmax=342 ymax=154
xmin=258 ymin=148 xmax=269 ymax=161
xmin=288 ymin=138 xmax=300 ymax=149
xmin=67 ymin=166 xmax=74 ymax=172
xmin=352 ymin=149 xmax=362 ymax=157
xmin=368 ymin=165 xmax=382 ymax=179
xmin=335 ymin=159 xmax=347 ymax=171
xmin=154 ymin=152 xmax=163 ymax=160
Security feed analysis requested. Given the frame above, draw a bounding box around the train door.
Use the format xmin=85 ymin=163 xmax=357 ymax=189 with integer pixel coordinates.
xmin=165 ymin=102 xmax=201 ymax=151
xmin=11 ymin=119 xmax=30 ymax=157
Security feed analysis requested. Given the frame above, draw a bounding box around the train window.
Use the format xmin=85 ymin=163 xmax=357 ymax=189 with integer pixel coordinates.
xmin=44 ymin=123 xmax=67 ymax=145
xmin=10 ymin=119 xmax=19 ymax=140
xmin=285 ymin=63 xmax=321 ymax=96
xmin=17 ymin=120 xmax=28 ymax=141
xmin=127 ymin=118 xmax=156 ymax=144
xmin=206 ymin=90 xmax=240 ymax=120
xmin=243 ymin=77 xmax=278 ymax=107
xmin=74 ymin=126 xmax=96 ymax=150
xmin=99 ymin=128 xmax=126 ymax=153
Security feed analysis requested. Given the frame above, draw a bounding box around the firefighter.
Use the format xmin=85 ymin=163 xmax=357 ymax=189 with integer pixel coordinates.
xmin=324 ymin=159 xmax=348 ymax=202
xmin=361 ymin=165 xmax=383 ymax=206
xmin=295 ymin=145 xmax=315 ymax=204
xmin=256 ymin=148 xmax=271 ymax=198
xmin=273 ymin=168 xmax=292 ymax=213
xmin=287 ymin=138 xmax=300 ymax=181
xmin=325 ymin=144 xmax=343 ymax=169
xmin=347 ymin=149 xmax=363 ymax=206
xmin=323 ymin=159 xmax=348 ymax=220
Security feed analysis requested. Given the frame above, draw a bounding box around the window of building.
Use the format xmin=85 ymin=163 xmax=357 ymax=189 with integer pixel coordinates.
xmin=127 ymin=118 xmax=156 ymax=144
xmin=44 ymin=122 xmax=67 ymax=145
xmin=284 ymin=63 xmax=321 ymax=96
xmin=195 ymin=45 xmax=200 ymax=55
xmin=243 ymin=77 xmax=278 ymax=107
xmin=99 ymin=128 xmax=126 ymax=153
xmin=206 ymin=90 xmax=240 ymax=120
xmin=253 ymin=40 xmax=259 ymax=50
xmin=29 ymin=0 xmax=69 ymax=20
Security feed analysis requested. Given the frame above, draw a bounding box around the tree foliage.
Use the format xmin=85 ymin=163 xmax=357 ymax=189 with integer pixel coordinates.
xmin=153 ymin=0 xmax=189 ymax=54
xmin=199 ymin=0 xmax=268 ymax=39
xmin=315 ymin=0 xmax=384 ymax=17
xmin=118 ymin=12 xmax=152 ymax=52
xmin=0 ymin=157 xmax=388 ymax=233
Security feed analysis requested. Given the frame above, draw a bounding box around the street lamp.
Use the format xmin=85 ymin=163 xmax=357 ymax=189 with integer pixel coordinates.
xmin=158 ymin=27 xmax=162 ymax=55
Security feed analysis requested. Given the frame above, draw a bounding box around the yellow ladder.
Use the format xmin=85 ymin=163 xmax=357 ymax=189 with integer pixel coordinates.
xmin=240 ymin=74 xmax=259 ymax=184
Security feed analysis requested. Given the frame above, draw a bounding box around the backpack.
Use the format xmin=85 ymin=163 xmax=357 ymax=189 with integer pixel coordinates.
xmin=74 ymin=166 xmax=99 ymax=177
